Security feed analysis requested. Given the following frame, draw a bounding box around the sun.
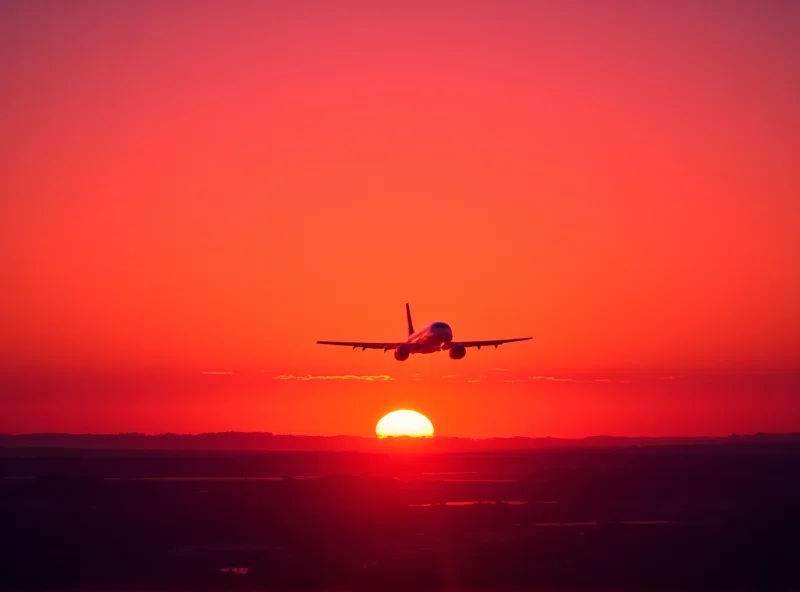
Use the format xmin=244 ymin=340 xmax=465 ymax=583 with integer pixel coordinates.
xmin=376 ymin=409 xmax=434 ymax=439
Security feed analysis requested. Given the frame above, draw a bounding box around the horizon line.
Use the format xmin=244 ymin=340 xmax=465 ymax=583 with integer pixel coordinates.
xmin=3 ymin=431 xmax=798 ymax=440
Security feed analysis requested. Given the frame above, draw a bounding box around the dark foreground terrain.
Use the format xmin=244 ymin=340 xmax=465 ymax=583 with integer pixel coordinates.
xmin=2 ymin=442 xmax=800 ymax=590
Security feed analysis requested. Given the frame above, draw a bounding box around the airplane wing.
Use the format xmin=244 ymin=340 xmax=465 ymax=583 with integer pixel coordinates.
xmin=316 ymin=340 xmax=405 ymax=351
xmin=451 ymin=337 xmax=532 ymax=349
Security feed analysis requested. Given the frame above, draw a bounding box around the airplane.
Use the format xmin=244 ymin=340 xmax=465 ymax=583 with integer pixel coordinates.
xmin=316 ymin=303 xmax=532 ymax=361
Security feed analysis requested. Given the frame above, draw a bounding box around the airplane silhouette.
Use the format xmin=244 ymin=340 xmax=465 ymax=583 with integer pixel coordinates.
xmin=317 ymin=303 xmax=531 ymax=360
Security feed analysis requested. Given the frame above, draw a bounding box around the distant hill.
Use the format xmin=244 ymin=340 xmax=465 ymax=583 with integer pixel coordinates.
xmin=2 ymin=431 xmax=799 ymax=452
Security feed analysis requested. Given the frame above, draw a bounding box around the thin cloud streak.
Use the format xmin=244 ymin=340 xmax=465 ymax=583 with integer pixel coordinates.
xmin=273 ymin=374 xmax=394 ymax=382
xmin=201 ymin=371 xmax=234 ymax=375
xmin=501 ymin=376 xmax=634 ymax=384
xmin=503 ymin=376 xmax=577 ymax=383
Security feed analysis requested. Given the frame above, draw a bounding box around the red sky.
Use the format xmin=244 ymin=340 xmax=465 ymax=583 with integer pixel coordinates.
xmin=2 ymin=0 xmax=799 ymax=437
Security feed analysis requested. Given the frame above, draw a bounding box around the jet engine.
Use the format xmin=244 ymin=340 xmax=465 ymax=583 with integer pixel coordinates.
xmin=394 ymin=345 xmax=410 ymax=361
xmin=448 ymin=345 xmax=466 ymax=360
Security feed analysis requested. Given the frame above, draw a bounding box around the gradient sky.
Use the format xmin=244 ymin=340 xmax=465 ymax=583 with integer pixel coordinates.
xmin=2 ymin=0 xmax=799 ymax=437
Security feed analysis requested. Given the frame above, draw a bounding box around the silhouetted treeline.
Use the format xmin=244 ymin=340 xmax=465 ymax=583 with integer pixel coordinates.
xmin=2 ymin=430 xmax=799 ymax=452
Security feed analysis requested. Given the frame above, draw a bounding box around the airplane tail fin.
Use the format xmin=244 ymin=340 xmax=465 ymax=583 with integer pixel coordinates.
xmin=406 ymin=303 xmax=414 ymax=336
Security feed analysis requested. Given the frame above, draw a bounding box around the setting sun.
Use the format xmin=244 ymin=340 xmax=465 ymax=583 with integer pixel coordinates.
xmin=376 ymin=410 xmax=434 ymax=439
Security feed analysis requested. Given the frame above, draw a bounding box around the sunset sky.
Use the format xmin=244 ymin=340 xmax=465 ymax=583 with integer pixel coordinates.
xmin=2 ymin=0 xmax=798 ymax=437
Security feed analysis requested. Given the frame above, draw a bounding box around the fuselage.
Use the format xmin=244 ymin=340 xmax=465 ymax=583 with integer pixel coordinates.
xmin=406 ymin=321 xmax=453 ymax=354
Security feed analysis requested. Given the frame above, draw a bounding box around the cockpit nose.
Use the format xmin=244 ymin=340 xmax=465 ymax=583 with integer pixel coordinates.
xmin=432 ymin=322 xmax=453 ymax=341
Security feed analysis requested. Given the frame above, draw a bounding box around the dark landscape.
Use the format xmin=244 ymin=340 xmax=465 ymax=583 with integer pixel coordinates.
xmin=3 ymin=435 xmax=800 ymax=590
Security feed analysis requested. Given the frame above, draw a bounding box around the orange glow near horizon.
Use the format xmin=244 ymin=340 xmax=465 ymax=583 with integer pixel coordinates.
xmin=1 ymin=1 xmax=799 ymax=438
xmin=376 ymin=410 xmax=435 ymax=439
